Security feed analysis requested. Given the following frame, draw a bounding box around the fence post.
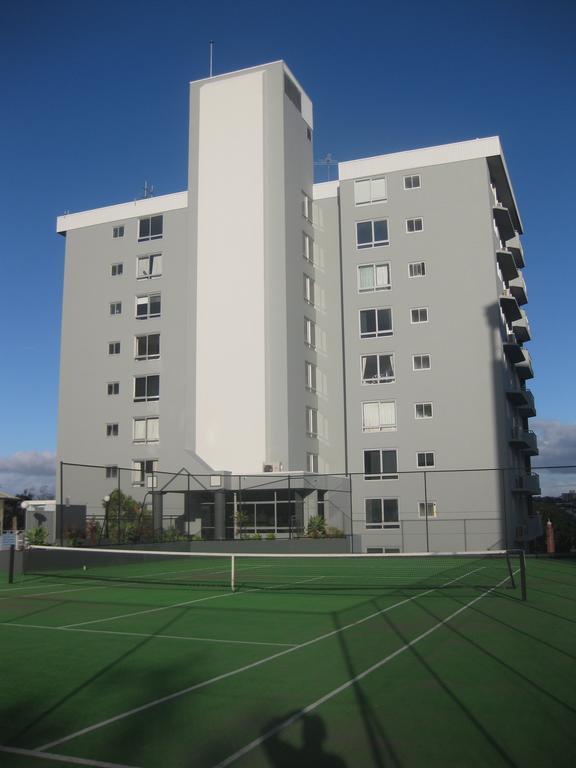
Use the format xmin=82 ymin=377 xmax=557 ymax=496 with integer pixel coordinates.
xmin=463 ymin=518 xmax=468 ymax=552
xmin=349 ymin=472 xmax=354 ymax=553
xmin=424 ymin=471 xmax=429 ymax=553
xmin=59 ymin=461 xmax=64 ymax=547
xmin=8 ymin=544 xmax=15 ymax=584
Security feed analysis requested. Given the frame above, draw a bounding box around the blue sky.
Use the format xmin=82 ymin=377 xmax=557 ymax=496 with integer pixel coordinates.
xmin=1 ymin=0 xmax=575 ymax=494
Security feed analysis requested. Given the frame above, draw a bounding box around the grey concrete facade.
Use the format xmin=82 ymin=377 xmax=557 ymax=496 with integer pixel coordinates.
xmin=55 ymin=61 xmax=537 ymax=551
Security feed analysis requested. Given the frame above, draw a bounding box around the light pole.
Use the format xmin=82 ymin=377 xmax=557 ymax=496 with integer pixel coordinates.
xmin=102 ymin=495 xmax=111 ymax=542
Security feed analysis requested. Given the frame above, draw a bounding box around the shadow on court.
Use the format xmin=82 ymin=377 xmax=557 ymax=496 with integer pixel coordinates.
xmin=261 ymin=713 xmax=346 ymax=768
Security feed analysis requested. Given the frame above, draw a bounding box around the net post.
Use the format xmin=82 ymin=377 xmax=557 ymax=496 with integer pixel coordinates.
xmin=8 ymin=544 xmax=15 ymax=584
xmin=231 ymin=554 xmax=236 ymax=593
xmin=519 ymin=550 xmax=527 ymax=601
xmin=505 ymin=550 xmax=516 ymax=590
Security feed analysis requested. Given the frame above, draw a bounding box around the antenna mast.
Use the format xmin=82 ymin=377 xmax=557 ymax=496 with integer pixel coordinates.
xmin=209 ymin=41 xmax=215 ymax=77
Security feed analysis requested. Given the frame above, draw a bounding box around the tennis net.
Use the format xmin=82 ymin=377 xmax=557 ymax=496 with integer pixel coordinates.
xmin=20 ymin=546 xmax=527 ymax=599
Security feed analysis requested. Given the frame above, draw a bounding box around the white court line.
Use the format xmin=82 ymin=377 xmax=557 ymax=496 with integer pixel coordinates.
xmin=213 ymin=569 xmax=518 ymax=768
xmin=0 ymin=745 xmax=139 ymax=768
xmin=0 ymin=585 xmax=108 ymax=600
xmin=0 ymin=622 xmax=297 ymax=648
xmin=38 ymin=567 xmax=484 ymax=752
xmin=0 ymin=582 xmax=63 ymax=593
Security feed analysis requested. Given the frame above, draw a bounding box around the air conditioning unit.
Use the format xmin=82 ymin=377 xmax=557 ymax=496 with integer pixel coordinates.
xmin=263 ymin=462 xmax=283 ymax=473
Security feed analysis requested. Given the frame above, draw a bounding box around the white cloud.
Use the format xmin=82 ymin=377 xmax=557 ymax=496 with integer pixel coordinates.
xmin=532 ymin=421 xmax=576 ymax=496
xmin=0 ymin=451 xmax=56 ymax=496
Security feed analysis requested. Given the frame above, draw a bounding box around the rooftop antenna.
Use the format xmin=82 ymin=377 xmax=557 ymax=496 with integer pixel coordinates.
xmin=314 ymin=153 xmax=337 ymax=181
xmin=142 ymin=181 xmax=154 ymax=199
xmin=209 ymin=40 xmax=215 ymax=77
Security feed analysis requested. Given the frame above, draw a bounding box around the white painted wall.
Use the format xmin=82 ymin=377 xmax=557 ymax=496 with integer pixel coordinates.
xmin=195 ymin=71 xmax=266 ymax=472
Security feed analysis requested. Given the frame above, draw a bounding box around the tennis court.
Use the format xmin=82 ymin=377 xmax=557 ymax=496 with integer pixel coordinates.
xmin=0 ymin=548 xmax=574 ymax=768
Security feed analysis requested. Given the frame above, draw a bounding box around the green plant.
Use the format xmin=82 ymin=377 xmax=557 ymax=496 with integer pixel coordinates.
xmin=190 ymin=534 xmax=203 ymax=541
xmin=66 ymin=528 xmax=86 ymax=547
xmin=325 ymin=526 xmax=345 ymax=538
xmin=86 ymin=517 xmax=101 ymax=545
xmin=25 ymin=526 xmax=48 ymax=545
xmin=265 ymin=532 xmax=276 ymax=540
xmin=306 ymin=515 xmax=326 ymax=538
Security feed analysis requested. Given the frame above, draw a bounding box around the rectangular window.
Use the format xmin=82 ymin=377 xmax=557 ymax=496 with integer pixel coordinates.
xmin=113 ymin=225 xmax=125 ymax=238
xmin=409 ymin=261 xmax=426 ymax=278
xmin=304 ymin=274 xmax=315 ymax=305
xmin=107 ymin=382 xmax=119 ymax=396
xmin=367 ymin=547 xmax=384 ymax=554
xmin=360 ymin=308 xmax=393 ymax=338
xmin=354 ymin=176 xmax=387 ymax=205
xmin=137 ymin=253 xmax=162 ymax=279
xmin=404 ymin=175 xmax=421 ymax=190
xmin=305 ymin=362 xmax=317 ymax=392
xmin=111 ymin=263 xmax=123 ymax=276
xmin=365 ymin=498 xmax=399 ymax=528
xmin=134 ymin=374 xmax=160 ymax=402
xmin=306 ymin=407 xmax=318 ymax=437
xmin=106 ymin=423 xmax=119 ymax=437
xmin=411 ymin=307 xmax=428 ymax=324
xmin=133 ymin=417 xmax=159 ymax=443
xmin=358 ymin=263 xmax=391 ymax=292
xmin=109 ymin=302 xmax=122 ymax=315
xmin=303 ymin=232 xmax=314 ymax=263
xmin=361 ymin=354 xmax=394 ymax=384
xmin=132 ymin=459 xmax=158 ymax=487
xmin=105 ymin=465 xmax=118 ymax=479
xmin=364 ymin=449 xmax=398 ymax=480
xmin=413 ymin=354 xmax=431 ymax=370
xmin=362 ymin=401 xmax=396 ymax=432
xmin=307 ymin=452 xmax=318 ymax=473
xmin=302 ymin=192 xmax=313 ymax=223
xmin=305 ymin=318 xmax=316 ymax=349
xmin=108 ymin=341 xmax=120 ymax=355
xmin=356 ymin=219 xmax=389 ymax=249
xmin=417 ymin=452 xmax=435 ymax=468
xmin=406 ymin=217 xmax=424 ymax=233
xmin=418 ymin=502 xmax=437 ymax=518
xmin=138 ymin=215 xmax=163 ymax=242
xmin=415 ymin=402 xmax=433 ymax=419
xmin=136 ymin=293 xmax=161 ymax=319
xmin=135 ymin=333 xmax=160 ymax=360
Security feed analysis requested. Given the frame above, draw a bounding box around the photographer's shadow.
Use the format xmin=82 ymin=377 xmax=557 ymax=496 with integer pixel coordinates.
xmin=262 ymin=713 xmax=347 ymax=768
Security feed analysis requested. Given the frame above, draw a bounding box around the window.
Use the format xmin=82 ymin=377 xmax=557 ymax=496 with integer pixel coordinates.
xmin=356 ymin=219 xmax=389 ymax=249
xmin=307 ymin=452 xmax=318 ymax=473
xmin=111 ymin=263 xmax=123 ymax=276
xmin=418 ymin=502 xmax=437 ymax=518
xmin=137 ymin=253 xmax=162 ymax=279
xmin=107 ymin=382 xmax=119 ymax=396
xmin=134 ymin=374 xmax=160 ymax=402
xmin=132 ymin=459 xmax=158 ymax=487
xmin=303 ymin=232 xmax=314 ymax=263
xmin=358 ymin=263 xmax=390 ymax=292
xmin=360 ymin=308 xmax=393 ymax=338
xmin=367 ymin=547 xmax=384 ymax=554
xmin=304 ymin=274 xmax=315 ymax=305
xmin=415 ymin=402 xmax=433 ymax=419
xmin=305 ymin=318 xmax=316 ymax=349
xmin=285 ymin=74 xmax=302 ymax=112
xmin=385 ymin=547 xmax=400 ymax=553
xmin=105 ymin=465 xmax=118 ymax=479
xmin=365 ymin=498 xmax=399 ymax=528
xmin=409 ymin=262 xmax=426 ymax=278
xmin=417 ymin=452 xmax=435 ymax=468
xmin=305 ymin=362 xmax=317 ymax=392
xmin=411 ymin=307 xmax=428 ymax=324
xmin=361 ymin=354 xmax=394 ymax=384
xmin=362 ymin=401 xmax=396 ymax=432
xmin=109 ymin=302 xmax=122 ymax=315
xmin=354 ymin=177 xmax=387 ymax=205
xmin=133 ymin=417 xmax=159 ymax=443
xmin=406 ymin=217 xmax=423 ymax=233
xmin=108 ymin=341 xmax=120 ymax=355
xmin=404 ymin=175 xmax=421 ymax=190
xmin=106 ymin=423 xmax=119 ymax=437
xmin=306 ymin=127 xmax=312 ymax=142
xmin=113 ymin=225 xmax=125 ymax=238
xmin=135 ymin=334 xmax=160 ymax=360
xmin=302 ymin=192 xmax=313 ymax=223
xmin=138 ymin=215 xmax=163 ymax=242
xmin=306 ymin=407 xmax=318 ymax=437
xmin=413 ymin=354 xmax=431 ymax=371
xmin=364 ymin=449 xmax=398 ymax=480
xmin=136 ymin=293 xmax=161 ymax=319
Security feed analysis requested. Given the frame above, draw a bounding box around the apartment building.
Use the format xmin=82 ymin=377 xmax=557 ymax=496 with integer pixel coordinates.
xmin=56 ymin=60 xmax=538 ymax=551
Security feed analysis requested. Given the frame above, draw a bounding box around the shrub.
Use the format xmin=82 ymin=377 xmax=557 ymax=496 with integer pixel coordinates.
xmin=265 ymin=532 xmax=276 ymax=540
xmin=325 ymin=526 xmax=345 ymax=538
xmin=25 ymin=526 xmax=48 ymax=546
xmin=306 ymin=515 xmax=326 ymax=538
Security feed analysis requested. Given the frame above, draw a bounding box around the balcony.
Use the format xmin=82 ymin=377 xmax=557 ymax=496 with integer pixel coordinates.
xmin=512 ymin=473 xmax=541 ymax=495
xmin=508 ymin=244 xmax=525 ymax=269
xmin=507 ymin=388 xmax=536 ymax=417
xmin=496 ymin=249 xmax=519 ymax=282
xmin=516 ymin=348 xmax=534 ymax=380
xmin=509 ymin=274 xmax=528 ymax=306
xmin=500 ymin=290 xmax=522 ymax=323
xmin=503 ymin=333 xmax=524 ymax=364
xmin=493 ymin=205 xmax=516 ymax=243
xmin=510 ymin=427 xmax=539 ymax=455
xmin=512 ymin=310 xmax=531 ymax=343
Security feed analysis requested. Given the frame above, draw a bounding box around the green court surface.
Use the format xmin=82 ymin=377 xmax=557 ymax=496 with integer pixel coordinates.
xmin=0 ymin=554 xmax=575 ymax=768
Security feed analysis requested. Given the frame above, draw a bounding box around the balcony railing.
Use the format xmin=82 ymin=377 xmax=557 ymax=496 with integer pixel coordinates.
xmin=500 ymin=289 xmax=522 ymax=323
xmin=493 ymin=205 xmax=516 ymax=243
xmin=512 ymin=310 xmax=531 ymax=343
xmin=512 ymin=473 xmax=541 ymax=495
xmin=503 ymin=333 xmax=524 ymax=364
xmin=496 ymin=249 xmax=519 ymax=282
xmin=509 ymin=274 xmax=528 ymax=306
xmin=506 ymin=388 xmax=536 ymax=417
xmin=510 ymin=427 xmax=539 ymax=455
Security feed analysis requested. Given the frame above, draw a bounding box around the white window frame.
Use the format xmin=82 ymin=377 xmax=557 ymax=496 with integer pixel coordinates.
xmin=302 ymin=192 xmax=313 ymax=223
xmin=364 ymin=497 xmax=400 ymax=529
xmin=408 ymin=261 xmax=426 ymax=278
xmin=112 ymin=225 xmax=125 ymax=238
xmin=356 ymin=219 xmax=389 ymax=249
xmin=106 ymin=423 xmax=119 ymax=438
xmin=418 ymin=502 xmax=437 ymax=519
xmin=107 ymin=382 xmax=119 ymax=396
xmin=138 ymin=215 xmax=163 ymax=242
xmin=305 ymin=362 xmax=317 ymax=392
xmin=109 ymin=301 xmax=122 ymax=316
xmin=105 ymin=465 xmax=118 ymax=479
xmin=134 ymin=333 xmax=160 ymax=361
xmin=306 ymin=452 xmax=318 ymax=473
xmin=111 ymin=263 xmax=123 ymax=277
xmin=404 ymin=175 xmax=421 ymax=190
xmin=357 ymin=263 xmax=391 ymax=292
xmin=304 ymin=274 xmax=315 ymax=305
xmin=406 ymin=217 xmax=424 ymax=233
xmin=417 ymin=451 xmax=435 ymax=468
xmin=132 ymin=459 xmax=158 ymax=487
xmin=363 ymin=449 xmax=398 ymax=480
xmin=306 ymin=406 xmax=318 ymax=437
xmin=303 ymin=232 xmax=314 ymax=263
xmin=133 ymin=374 xmax=160 ymax=402
xmin=361 ymin=401 xmax=396 ymax=432
xmin=108 ymin=341 xmax=120 ymax=355
xmin=361 ymin=354 xmax=395 ymax=384
xmin=410 ymin=307 xmax=429 ymax=324
xmin=354 ymin=176 xmax=387 ymax=205
xmin=133 ymin=417 xmax=160 ymax=444
xmin=359 ymin=308 xmax=393 ymax=338
xmin=304 ymin=317 xmax=316 ymax=349
xmin=412 ymin=354 xmax=431 ymax=371
xmin=137 ymin=253 xmax=162 ymax=280
xmin=415 ymin=402 xmax=433 ymax=419
xmin=136 ymin=293 xmax=161 ymax=320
